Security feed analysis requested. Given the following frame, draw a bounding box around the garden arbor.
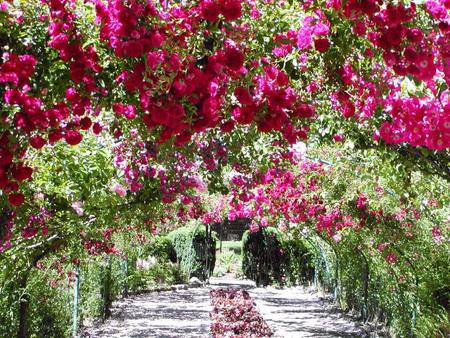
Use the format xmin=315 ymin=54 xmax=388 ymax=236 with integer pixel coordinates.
xmin=0 ymin=0 xmax=449 ymax=337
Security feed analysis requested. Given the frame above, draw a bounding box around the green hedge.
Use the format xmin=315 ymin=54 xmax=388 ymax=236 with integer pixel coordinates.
xmin=0 ymin=269 xmax=73 ymax=338
xmin=242 ymin=227 xmax=285 ymax=286
xmin=0 ymin=254 xmax=128 ymax=338
xmin=282 ymin=236 xmax=315 ymax=286
xmin=79 ymin=256 xmax=128 ymax=322
xmin=126 ymin=235 xmax=183 ymax=293
xmin=242 ymin=227 xmax=315 ymax=287
xmin=140 ymin=235 xmax=177 ymax=263
xmin=168 ymin=223 xmax=217 ymax=280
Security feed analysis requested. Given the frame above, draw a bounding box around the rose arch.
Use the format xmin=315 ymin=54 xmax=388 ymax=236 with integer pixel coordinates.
xmin=0 ymin=0 xmax=449 ymax=337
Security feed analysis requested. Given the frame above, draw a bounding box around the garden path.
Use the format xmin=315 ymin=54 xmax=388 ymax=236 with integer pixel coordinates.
xmin=251 ymin=286 xmax=368 ymax=338
xmin=85 ymin=287 xmax=212 ymax=338
xmin=210 ymin=275 xmax=368 ymax=338
xmin=86 ymin=275 xmax=368 ymax=338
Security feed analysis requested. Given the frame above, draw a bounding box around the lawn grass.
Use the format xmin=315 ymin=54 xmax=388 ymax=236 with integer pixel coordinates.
xmin=214 ymin=241 xmax=243 ymax=277
xmin=216 ymin=241 xmax=242 ymax=255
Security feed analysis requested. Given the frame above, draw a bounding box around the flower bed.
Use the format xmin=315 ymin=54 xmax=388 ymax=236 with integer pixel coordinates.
xmin=210 ymin=288 xmax=272 ymax=337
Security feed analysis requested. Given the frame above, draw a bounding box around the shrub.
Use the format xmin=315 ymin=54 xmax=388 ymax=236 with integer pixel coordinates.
xmin=142 ymin=235 xmax=177 ymax=263
xmin=168 ymin=222 xmax=217 ymax=280
xmin=242 ymin=227 xmax=317 ymax=287
xmin=214 ymin=250 xmax=241 ymax=277
xmin=282 ymin=236 xmax=315 ymax=286
xmin=78 ymin=256 xmax=129 ymax=321
xmin=7 ymin=270 xmax=72 ymax=338
xmin=127 ymin=262 xmax=185 ymax=292
xmin=242 ymin=227 xmax=285 ymax=286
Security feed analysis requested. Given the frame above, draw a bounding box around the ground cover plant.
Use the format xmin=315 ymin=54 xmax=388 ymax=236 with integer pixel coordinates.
xmin=210 ymin=287 xmax=272 ymax=338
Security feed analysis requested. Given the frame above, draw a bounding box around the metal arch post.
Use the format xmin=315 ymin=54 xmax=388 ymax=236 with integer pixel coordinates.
xmin=72 ymin=267 xmax=80 ymax=338
xmin=314 ymin=233 xmax=341 ymax=300
xmin=353 ymin=246 xmax=370 ymax=322
xmin=392 ymin=247 xmax=420 ymax=338
xmin=204 ymin=223 xmax=211 ymax=284
xmin=303 ymin=236 xmax=321 ymax=287
xmin=304 ymin=234 xmax=336 ymax=292
xmin=316 ymin=239 xmax=331 ymax=289
xmin=122 ymin=258 xmax=129 ymax=297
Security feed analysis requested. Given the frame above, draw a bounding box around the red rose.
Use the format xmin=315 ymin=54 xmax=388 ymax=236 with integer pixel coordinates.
xmin=8 ymin=193 xmax=25 ymax=206
xmin=123 ymin=40 xmax=144 ymax=58
xmin=92 ymin=123 xmax=103 ymax=135
xmin=30 ymin=135 xmax=46 ymax=149
xmin=224 ymin=45 xmax=244 ymax=71
xmin=220 ymin=120 xmax=235 ymax=132
xmin=342 ymin=102 xmax=355 ymax=118
xmin=314 ymin=38 xmax=330 ymax=52
xmin=65 ymin=130 xmax=83 ymax=145
xmin=142 ymin=115 xmax=155 ymax=129
xmin=220 ymin=0 xmax=242 ymax=21
xmin=48 ymin=130 xmax=63 ymax=144
xmin=0 ymin=149 xmax=13 ymax=166
xmin=294 ymin=103 xmax=315 ymax=118
xmin=174 ymin=131 xmax=192 ymax=147
xmin=234 ymin=87 xmax=253 ymax=105
xmin=113 ymin=103 xmax=136 ymax=120
xmin=80 ymin=117 xmax=92 ymax=130
xmin=201 ymin=0 xmax=220 ymax=22
xmin=65 ymin=87 xmax=80 ymax=102
xmin=11 ymin=165 xmax=33 ymax=182
xmin=333 ymin=134 xmax=344 ymax=142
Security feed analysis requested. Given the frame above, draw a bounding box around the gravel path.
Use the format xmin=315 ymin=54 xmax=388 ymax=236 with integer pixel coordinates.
xmin=86 ymin=287 xmax=211 ymax=338
xmin=86 ymin=276 xmax=369 ymax=338
xmin=250 ymin=286 xmax=367 ymax=338
xmin=210 ymin=276 xmax=367 ymax=338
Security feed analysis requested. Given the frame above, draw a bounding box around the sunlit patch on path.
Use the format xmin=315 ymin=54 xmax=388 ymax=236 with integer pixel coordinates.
xmin=210 ymin=275 xmax=367 ymax=338
xmin=250 ymin=286 xmax=367 ymax=338
xmin=88 ymin=276 xmax=369 ymax=338
xmin=86 ymin=287 xmax=211 ymax=338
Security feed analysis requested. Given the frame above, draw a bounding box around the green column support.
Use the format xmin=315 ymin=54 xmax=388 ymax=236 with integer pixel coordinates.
xmin=122 ymin=258 xmax=128 ymax=297
xmin=313 ymin=257 xmax=319 ymax=288
xmin=333 ymin=250 xmax=339 ymax=301
xmin=101 ymin=258 xmax=112 ymax=320
xmin=360 ymin=251 xmax=370 ymax=321
xmin=219 ymin=221 xmax=223 ymax=253
xmin=204 ymin=224 xmax=210 ymax=283
xmin=72 ymin=267 xmax=80 ymax=338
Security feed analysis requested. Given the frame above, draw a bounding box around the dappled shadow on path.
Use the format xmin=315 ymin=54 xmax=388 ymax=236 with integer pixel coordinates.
xmin=209 ymin=276 xmax=367 ymax=338
xmin=249 ymin=287 xmax=368 ymax=338
xmin=84 ymin=288 xmax=211 ymax=338
xmin=85 ymin=276 xmax=368 ymax=338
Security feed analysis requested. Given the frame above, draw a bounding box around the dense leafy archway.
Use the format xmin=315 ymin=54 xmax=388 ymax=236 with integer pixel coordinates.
xmin=0 ymin=0 xmax=449 ymax=337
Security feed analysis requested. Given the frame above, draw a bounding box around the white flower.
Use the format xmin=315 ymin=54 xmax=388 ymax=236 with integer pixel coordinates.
xmin=71 ymin=201 xmax=84 ymax=216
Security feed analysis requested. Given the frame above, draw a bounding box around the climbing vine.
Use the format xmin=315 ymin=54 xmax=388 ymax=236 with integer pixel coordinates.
xmin=0 ymin=0 xmax=449 ymax=337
